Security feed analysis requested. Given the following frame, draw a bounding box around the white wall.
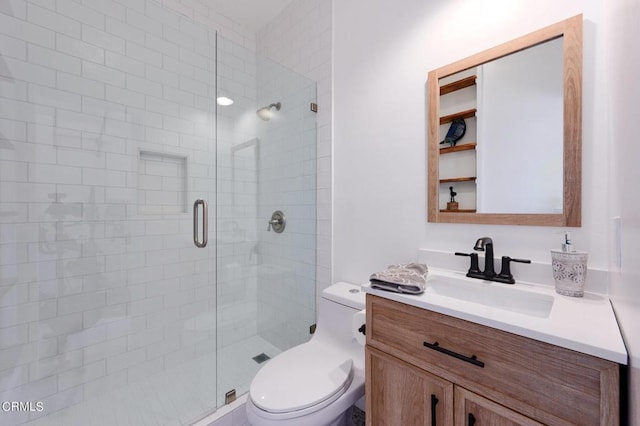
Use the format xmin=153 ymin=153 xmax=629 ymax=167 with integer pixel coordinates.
xmin=333 ymin=0 xmax=608 ymax=281
xmin=606 ymin=0 xmax=640 ymax=422
xmin=334 ymin=0 xmax=637 ymax=420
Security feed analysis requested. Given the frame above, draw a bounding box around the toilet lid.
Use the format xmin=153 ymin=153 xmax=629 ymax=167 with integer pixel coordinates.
xmin=249 ymin=342 xmax=353 ymax=414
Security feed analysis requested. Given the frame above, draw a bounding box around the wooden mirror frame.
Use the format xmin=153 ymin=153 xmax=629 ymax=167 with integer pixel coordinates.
xmin=427 ymin=15 xmax=582 ymax=226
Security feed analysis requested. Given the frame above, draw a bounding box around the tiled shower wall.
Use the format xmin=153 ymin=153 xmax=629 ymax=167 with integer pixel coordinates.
xmin=256 ymin=0 xmax=333 ymax=311
xmin=0 ymin=0 xmax=252 ymax=423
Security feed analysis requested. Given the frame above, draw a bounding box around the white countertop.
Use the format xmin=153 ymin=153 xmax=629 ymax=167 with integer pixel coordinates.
xmin=362 ymin=268 xmax=628 ymax=365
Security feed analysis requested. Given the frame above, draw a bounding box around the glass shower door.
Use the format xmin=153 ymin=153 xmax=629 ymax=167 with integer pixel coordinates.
xmin=0 ymin=8 xmax=217 ymax=426
xmin=216 ymin=37 xmax=317 ymax=406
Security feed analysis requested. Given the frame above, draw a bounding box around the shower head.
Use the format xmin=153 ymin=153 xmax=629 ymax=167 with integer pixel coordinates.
xmin=257 ymin=102 xmax=281 ymax=121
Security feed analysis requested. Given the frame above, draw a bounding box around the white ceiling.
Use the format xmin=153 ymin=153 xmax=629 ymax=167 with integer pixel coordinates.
xmin=208 ymin=0 xmax=295 ymax=33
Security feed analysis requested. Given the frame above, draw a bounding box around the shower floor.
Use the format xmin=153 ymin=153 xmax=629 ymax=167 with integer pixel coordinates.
xmin=26 ymin=336 xmax=282 ymax=426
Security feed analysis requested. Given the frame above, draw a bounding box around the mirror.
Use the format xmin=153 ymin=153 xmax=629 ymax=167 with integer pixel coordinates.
xmin=427 ymin=15 xmax=582 ymax=226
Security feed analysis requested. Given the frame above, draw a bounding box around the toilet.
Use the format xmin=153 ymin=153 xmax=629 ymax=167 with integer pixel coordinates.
xmin=246 ymin=282 xmax=366 ymax=426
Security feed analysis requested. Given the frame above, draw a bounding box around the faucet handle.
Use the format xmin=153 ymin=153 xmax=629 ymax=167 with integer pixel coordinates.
xmin=495 ymin=256 xmax=531 ymax=284
xmin=455 ymin=252 xmax=483 ymax=278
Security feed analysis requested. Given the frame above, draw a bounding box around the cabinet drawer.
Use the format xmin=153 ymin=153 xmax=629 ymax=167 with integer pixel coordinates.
xmin=366 ymin=295 xmax=619 ymax=425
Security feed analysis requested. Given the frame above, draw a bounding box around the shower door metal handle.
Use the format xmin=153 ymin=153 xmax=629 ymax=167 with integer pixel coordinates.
xmin=193 ymin=199 xmax=208 ymax=248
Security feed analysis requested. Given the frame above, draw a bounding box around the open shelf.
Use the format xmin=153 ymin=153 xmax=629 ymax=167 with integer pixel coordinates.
xmin=440 ymin=75 xmax=476 ymax=96
xmin=440 ymin=142 xmax=477 ymax=154
xmin=436 ymin=72 xmax=479 ymax=216
xmin=439 ymin=176 xmax=476 ymax=183
xmin=440 ymin=108 xmax=477 ymax=125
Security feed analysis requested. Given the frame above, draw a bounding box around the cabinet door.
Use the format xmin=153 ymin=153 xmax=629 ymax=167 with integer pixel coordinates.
xmin=454 ymin=387 xmax=544 ymax=426
xmin=367 ymin=346 xmax=454 ymax=426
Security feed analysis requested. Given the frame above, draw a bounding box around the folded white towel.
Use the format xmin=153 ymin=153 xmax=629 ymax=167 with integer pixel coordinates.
xmin=370 ymin=263 xmax=428 ymax=294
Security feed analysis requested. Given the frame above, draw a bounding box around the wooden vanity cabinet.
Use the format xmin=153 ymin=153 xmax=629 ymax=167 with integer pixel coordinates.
xmin=365 ymin=295 xmax=621 ymax=425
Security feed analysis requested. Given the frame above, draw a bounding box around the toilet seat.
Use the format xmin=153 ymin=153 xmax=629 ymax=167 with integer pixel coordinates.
xmin=249 ymin=341 xmax=354 ymax=416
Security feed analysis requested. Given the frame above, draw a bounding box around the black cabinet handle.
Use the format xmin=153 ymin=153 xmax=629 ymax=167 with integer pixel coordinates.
xmin=430 ymin=394 xmax=438 ymax=426
xmin=423 ymin=341 xmax=485 ymax=368
xmin=468 ymin=412 xmax=476 ymax=426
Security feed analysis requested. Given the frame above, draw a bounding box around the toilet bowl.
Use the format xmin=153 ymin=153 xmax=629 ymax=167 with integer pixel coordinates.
xmin=246 ymin=282 xmax=366 ymax=426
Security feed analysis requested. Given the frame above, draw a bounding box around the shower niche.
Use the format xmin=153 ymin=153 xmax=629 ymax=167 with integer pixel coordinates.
xmin=137 ymin=150 xmax=188 ymax=215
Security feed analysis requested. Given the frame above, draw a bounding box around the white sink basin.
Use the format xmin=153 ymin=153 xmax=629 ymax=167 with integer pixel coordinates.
xmin=425 ymin=273 xmax=554 ymax=318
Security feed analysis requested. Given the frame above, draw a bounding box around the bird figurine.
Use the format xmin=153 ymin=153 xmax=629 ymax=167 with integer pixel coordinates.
xmin=440 ymin=118 xmax=466 ymax=147
xmin=447 ymin=186 xmax=459 ymax=211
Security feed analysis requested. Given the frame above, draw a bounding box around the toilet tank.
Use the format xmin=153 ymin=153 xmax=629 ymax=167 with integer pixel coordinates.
xmin=312 ymin=282 xmax=366 ymax=353
xmin=322 ymin=282 xmax=366 ymax=310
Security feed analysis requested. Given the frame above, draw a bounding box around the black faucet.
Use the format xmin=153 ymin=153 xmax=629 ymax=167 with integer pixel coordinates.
xmin=456 ymin=237 xmax=531 ymax=284
xmin=473 ymin=237 xmax=495 ymax=280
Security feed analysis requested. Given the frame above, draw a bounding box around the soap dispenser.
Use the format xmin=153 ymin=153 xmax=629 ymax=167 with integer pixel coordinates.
xmin=551 ymin=232 xmax=588 ymax=297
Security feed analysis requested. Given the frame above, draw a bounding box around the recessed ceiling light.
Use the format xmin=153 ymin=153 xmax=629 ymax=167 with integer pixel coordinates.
xmin=217 ymin=96 xmax=234 ymax=106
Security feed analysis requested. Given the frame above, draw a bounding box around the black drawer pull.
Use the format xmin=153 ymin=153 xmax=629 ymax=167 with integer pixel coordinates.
xmin=423 ymin=341 xmax=485 ymax=368
xmin=430 ymin=394 xmax=438 ymax=426
xmin=468 ymin=412 xmax=476 ymax=426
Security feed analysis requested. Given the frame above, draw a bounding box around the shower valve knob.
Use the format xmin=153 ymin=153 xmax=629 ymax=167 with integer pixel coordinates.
xmin=267 ymin=219 xmax=280 ymax=231
xmin=267 ymin=211 xmax=286 ymax=233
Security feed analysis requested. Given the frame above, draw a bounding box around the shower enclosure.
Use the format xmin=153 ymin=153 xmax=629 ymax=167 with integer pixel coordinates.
xmin=0 ymin=3 xmax=316 ymax=424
